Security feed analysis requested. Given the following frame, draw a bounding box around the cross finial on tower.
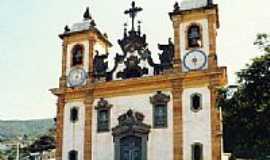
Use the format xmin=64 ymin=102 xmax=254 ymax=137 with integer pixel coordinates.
xmin=124 ymin=1 xmax=143 ymax=31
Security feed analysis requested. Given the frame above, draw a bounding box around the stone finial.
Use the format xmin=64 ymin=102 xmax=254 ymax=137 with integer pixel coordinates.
xmin=83 ymin=7 xmax=92 ymax=20
xmin=90 ymin=20 xmax=96 ymax=27
xmin=64 ymin=25 xmax=70 ymax=33
xmin=137 ymin=20 xmax=141 ymax=35
xmin=173 ymin=2 xmax=180 ymax=12
xmin=207 ymin=0 xmax=213 ymax=6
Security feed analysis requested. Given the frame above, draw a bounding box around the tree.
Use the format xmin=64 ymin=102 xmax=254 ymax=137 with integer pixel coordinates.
xmin=218 ymin=33 xmax=270 ymax=159
xmin=27 ymin=135 xmax=55 ymax=153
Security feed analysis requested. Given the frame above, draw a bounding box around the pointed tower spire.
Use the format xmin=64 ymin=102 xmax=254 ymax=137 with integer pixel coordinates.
xmin=83 ymin=7 xmax=92 ymax=20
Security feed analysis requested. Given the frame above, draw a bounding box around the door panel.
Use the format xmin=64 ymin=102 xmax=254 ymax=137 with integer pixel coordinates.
xmin=120 ymin=136 xmax=142 ymax=160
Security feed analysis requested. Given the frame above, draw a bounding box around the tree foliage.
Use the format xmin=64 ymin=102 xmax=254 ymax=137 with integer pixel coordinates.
xmin=27 ymin=135 xmax=55 ymax=153
xmin=218 ymin=34 xmax=270 ymax=159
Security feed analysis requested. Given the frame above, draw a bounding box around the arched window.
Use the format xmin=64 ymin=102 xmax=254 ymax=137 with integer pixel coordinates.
xmin=71 ymin=45 xmax=84 ymax=66
xmin=187 ymin=24 xmax=202 ymax=48
xmin=70 ymin=107 xmax=79 ymax=123
xmin=191 ymin=93 xmax=202 ymax=112
xmin=68 ymin=150 xmax=78 ymax=160
xmin=192 ymin=143 xmax=203 ymax=160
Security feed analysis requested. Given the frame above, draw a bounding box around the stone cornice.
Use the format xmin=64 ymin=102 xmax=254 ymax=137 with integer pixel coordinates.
xmin=50 ymin=67 xmax=227 ymax=99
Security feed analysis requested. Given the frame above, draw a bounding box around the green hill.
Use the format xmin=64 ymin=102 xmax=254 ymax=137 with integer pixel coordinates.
xmin=0 ymin=119 xmax=54 ymax=140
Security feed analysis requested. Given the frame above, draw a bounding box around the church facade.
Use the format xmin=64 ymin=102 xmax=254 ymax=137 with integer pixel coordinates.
xmin=51 ymin=0 xmax=227 ymax=160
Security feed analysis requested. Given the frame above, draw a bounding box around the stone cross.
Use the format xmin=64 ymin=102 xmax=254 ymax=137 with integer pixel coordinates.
xmin=124 ymin=1 xmax=143 ymax=31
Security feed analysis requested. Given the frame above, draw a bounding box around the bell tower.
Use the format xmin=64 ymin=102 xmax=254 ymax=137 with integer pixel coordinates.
xmin=59 ymin=7 xmax=112 ymax=89
xmin=170 ymin=0 xmax=219 ymax=73
xmin=169 ymin=0 xmax=226 ymax=160
xmin=52 ymin=7 xmax=112 ymax=160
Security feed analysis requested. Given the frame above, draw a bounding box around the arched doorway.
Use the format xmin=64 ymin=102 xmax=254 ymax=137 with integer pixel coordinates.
xmin=112 ymin=110 xmax=151 ymax=160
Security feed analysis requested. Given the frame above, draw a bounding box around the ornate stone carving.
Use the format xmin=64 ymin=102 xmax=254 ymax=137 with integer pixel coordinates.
xmin=93 ymin=51 xmax=109 ymax=81
xmin=112 ymin=109 xmax=150 ymax=160
xmin=95 ymin=98 xmax=112 ymax=110
xmin=117 ymin=55 xmax=148 ymax=79
xmin=150 ymin=91 xmax=171 ymax=105
xmin=112 ymin=109 xmax=151 ymax=137
xmin=156 ymin=38 xmax=175 ymax=73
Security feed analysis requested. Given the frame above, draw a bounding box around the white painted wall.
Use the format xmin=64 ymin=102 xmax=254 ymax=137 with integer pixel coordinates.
xmin=62 ymin=101 xmax=85 ymax=160
xmin=92 ymin=92 xmax=173 ymax=160
xmin=182 ymin=87 xmax=212 ymax=160
xmin=94 ymin=42 xmax=106 ymax=56
xmin=179 ymin=19 xmax=210 ymax=72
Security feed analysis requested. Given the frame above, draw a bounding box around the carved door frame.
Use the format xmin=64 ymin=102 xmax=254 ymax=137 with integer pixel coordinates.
xmin=112 ymin=110 xmax=151 ymax=160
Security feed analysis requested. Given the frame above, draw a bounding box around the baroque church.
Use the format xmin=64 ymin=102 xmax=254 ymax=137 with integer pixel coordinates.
xmin=51 ymin=0 xmax=227 ymax=160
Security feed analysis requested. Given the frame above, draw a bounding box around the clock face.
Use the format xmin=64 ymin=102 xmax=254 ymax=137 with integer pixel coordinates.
xmin=68 ymin=67 xmax=87 ymax=87
xmin=183 ymin=50 xmax=207 ymax=71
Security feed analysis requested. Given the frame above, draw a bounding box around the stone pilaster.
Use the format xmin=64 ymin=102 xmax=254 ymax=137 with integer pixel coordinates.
xmin=172 ymin=18 xmax=182 ymax=73
xmin=172 ymin=80 xmax=183 ymax=160
xmin=208 ymin=14 xmax=218 ymax=71
xmin=88 ymin=38 xmax=95 ymax=84
xmin=209 ymin=85 xmax=222 ymax=160
xmin=55 ymin=96 xmax=65 ymax=160
xmin=84 ymin=91 xmax=94 ymax=160
xmin=60 ymin=41 xmax=68 ymax=88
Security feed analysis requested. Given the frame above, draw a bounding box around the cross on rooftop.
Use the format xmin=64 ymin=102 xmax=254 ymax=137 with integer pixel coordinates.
xmin=124 ymin=1 xmax=143 ymax=31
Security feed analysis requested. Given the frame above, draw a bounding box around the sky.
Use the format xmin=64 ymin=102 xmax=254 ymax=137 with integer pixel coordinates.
xmin=0 ymin=0 xmax=269 ymax=120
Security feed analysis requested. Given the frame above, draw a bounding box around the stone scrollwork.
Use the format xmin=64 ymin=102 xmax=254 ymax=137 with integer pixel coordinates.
xmin=112 ymin=109 xmax=151 ymax=137
xmin=93 ymin=51 xmax=109 ymax=81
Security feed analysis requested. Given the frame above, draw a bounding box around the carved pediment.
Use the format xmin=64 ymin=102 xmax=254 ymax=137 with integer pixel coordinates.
xmin=150 ymin=91 xmax=171 ymax=105
xmin=112 ymin=109 xmax=151 ymax=137
xmin=95 ymin=98 xmax=112 ymax=110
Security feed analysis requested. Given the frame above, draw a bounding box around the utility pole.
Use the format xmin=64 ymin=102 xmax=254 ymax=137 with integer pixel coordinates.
xmin=16 ymin=143 xmax=20 ymax=160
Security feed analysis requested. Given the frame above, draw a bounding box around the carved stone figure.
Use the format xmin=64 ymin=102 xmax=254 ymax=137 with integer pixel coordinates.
xmin=93 ymin=51 xmax=108 ymax=80
xmin=117 ymin=55 xmax=148 ymax=79
xmin=157 ymin=38 xmax=175 ymax=72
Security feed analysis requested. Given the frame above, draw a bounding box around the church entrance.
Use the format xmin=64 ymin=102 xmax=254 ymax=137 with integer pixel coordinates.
xmin=120 ymin=136 xmax=142 ymax=160
xmin=112 ymin=110 xmax=151 ymax=160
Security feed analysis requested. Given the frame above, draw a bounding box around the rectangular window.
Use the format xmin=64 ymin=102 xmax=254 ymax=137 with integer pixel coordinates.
xmin=68 ymin=150 xmax=78 ymax=160
xmin=192 ymin=143 xmax=203 ymax=160
xmin=97 ymin=110 xmax=110 ymax=132
xmin=153 ymin=104 xmax=167 ymax=128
